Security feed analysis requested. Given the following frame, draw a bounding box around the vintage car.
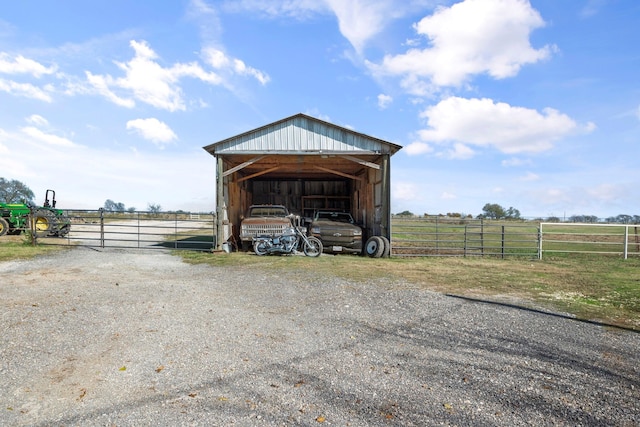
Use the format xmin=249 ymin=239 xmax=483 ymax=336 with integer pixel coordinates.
xmin=239 ymin=204 xmax=292 ymax=251
xmin=309 ymin=211 xmax=363 ymax=254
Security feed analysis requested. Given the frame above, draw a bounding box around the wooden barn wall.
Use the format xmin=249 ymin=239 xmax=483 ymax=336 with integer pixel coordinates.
xmin=216 ymin=154 xmax=392 ymax=248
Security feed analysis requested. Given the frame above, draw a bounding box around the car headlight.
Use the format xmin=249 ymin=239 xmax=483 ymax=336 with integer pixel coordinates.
xmin=353 ymin=229 xmax=362 ymax=236
xmin=311 ymin=226 xmax=320 ymax=234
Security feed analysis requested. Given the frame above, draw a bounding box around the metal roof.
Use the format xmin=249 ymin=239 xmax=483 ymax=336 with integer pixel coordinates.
xmin=203 ymin=113 xmax=402 ymax=156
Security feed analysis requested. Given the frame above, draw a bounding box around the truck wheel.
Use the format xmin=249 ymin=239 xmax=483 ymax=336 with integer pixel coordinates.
xmin=0 ymin=218 xmax=9 ymax=236
xmin=34 ymin=209 xmax=55 ymax=237
xmin=365 ymin=236 xmax=384 ymax=258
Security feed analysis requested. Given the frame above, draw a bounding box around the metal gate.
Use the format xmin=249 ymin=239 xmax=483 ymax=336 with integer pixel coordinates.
xmin=35 ymin=209 xmax=216 ymax=251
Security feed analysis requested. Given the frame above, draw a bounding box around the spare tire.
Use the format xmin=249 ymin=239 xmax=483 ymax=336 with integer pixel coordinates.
xmin=379 ymin=235 xmax=391 ymax=258
xmin=364 ymin=236 xmax=384 ymax=258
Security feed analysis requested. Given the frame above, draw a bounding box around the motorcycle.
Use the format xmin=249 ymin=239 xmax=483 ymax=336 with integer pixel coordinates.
xmin=252 ymin=214 xmax=323 ymax=257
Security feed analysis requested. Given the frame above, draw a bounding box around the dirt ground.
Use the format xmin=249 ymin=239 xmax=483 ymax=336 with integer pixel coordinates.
xmin=1 ymin=247 xmax=638 ymax=426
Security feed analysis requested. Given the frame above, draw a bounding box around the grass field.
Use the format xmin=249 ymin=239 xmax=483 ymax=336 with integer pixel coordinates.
xmin=2 ymin=235 xmax=638 ymax=331
xmin=180 ymin=250 xmax=640 ymax=331
xmin=392 ymin=218 xmax=640 ymax=258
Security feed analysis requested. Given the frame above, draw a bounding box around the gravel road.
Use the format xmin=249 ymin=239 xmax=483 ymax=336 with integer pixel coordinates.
xmin=1 ymin=248 xmax=638 ymax=426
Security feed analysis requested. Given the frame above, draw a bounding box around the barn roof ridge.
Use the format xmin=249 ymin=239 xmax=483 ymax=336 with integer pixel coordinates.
xmin=203 ymin=112 xmax=403 ymax=155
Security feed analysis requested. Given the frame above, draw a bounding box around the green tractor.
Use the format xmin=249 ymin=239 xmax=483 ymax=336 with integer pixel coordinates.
xmin=0 ymin=189 xmax=71 ymax=238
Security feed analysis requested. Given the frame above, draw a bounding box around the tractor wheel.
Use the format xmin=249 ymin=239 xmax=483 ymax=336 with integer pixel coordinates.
xmin=33 ymin=209 xmax=56 ymax=237
xmin=0 ymin=218 xmax=9 ymax=236
xmin=54 ymin=213 xmax=71 ymax=237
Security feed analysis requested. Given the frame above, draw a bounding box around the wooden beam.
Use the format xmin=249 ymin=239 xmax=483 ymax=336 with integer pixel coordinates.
xmin=337 ymin=154 xmax=380 ymax=170
xmin=313 ymin=165 xmax=364 ymax=181
xmin=237 ymin=166 xmax=281 ymax=182
xmin=222 ymin=155 xmax=267 ymax=177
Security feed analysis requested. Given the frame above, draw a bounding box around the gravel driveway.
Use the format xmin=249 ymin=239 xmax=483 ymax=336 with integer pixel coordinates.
xmin=1 ymin=248 xmax=638 ymax=426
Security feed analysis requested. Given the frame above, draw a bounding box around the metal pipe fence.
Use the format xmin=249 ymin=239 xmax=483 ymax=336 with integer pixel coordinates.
xmin=391 ymin=217 xmax=539 ymax=258
xmin=539 ymin=222 xmax=640 ymax=260
xmin=35 ymin=209 xmax=216 ymax=251
xmin=391 ymin=217 xmax=640 ymax=259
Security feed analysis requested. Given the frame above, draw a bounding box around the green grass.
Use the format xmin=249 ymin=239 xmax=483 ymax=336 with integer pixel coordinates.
xmin=0 ymin=235 xmax=66 ymax=261
xmin=181 ymin=251 xmax=640 ymax=331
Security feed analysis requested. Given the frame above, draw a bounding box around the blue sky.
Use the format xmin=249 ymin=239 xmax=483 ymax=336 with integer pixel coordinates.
xmin=1 ymin=0 xmax=638 ymax=218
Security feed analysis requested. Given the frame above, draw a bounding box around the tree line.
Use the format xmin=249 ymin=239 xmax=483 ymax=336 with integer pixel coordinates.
xmin=395 ymin=203 xmax=640 ymax=224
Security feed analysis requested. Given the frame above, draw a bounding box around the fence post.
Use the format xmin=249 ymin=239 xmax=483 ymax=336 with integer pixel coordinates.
xmin=28 ymin=207 xmax=36 ymax=246
xmin=464 ymin=225 xmax=468 ymax=257
xmin=501 ymin=225 xmax=505 ymax=259
xmin=99 ymin=208 xmax=105 ymax=248
xmin=481 ymin=219 xmax=484 ymax=256
xmin=624 ymin=225 xmax=629 ymax=260
xmin=538 ymin=223 xmax=543 ymax=260
xmin=174 ymin=212 xmax=178 ymax=249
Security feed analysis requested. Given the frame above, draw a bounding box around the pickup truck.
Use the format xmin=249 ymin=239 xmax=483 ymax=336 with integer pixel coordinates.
xmin=239 ymin=205 xmax=292 ymax=251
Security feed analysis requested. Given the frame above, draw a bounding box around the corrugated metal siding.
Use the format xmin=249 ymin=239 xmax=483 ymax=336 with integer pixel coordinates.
xmin=211 ymin=115 xmax=395 ymax=154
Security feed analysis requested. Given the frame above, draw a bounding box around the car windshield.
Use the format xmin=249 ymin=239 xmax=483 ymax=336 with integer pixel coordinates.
xmin=316 ymin=212 xmax=353 ymax=223
xmin=249 ymin=207 xmax=288 ymax=217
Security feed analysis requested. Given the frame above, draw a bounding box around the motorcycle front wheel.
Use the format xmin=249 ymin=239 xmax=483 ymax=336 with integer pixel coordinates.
xmin=303 ymin=236 xmax=323 ymax=257
xmin=253 ymin=240 xmax=269 ymax=256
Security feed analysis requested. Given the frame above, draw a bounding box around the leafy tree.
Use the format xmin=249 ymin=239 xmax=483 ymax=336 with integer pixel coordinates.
xmin=395 ymin=210 xmax=414 ymax=216
xmin=103 ymin=199 xmax=126 ymax=212
xmin=0 ymin=178 xmax=35 ymax=203
xmin=505 ymin=207 xmax=521 ymax=220
xmin=479 ymin=203 xmax=521 ymax=220
xmin=479 ymin=203 xmax=505 ymax=219
xmin=615 ymin=214 xmax=632 ymax=224
xmin=147 ymin=203 xmax=162 ymax=213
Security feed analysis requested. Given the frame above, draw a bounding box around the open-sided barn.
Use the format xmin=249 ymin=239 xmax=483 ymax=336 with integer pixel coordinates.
xmin=203 ymin=113 xmax=402 ymax=250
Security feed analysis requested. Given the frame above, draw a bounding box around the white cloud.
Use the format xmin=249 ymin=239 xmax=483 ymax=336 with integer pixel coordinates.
xmin=201 ymin=47 xmax=269 ymax=84
xmin=0 ymin=129 xmax=9 ymax=154
xmin=414 ymin=97 xmax=584 ymax=155
xmin=1 ymin=123 xmax=215 ymax=211
xmin=222 ymin=0 xmax=327 ymax=19
xmin=0 ymin=53 xmax=57 ymax=77
xmin=502 ymin=157 xmax=532 ymax=167
xmin=325 ymin=0 xmax=436 ymax=53
xmin=126 ymin=118 xmax=178 ymax=147
xmin=85 ymin=40 xmax=268 ymax=112
xmin=0 ymin=78 xmax=53 ymax=102
xmin=324 ymin=0 xmax=397 ymax=53
xmin=368 ymin=0 xmax=553 ymax=92
xmin=224 ymin=0 xmax=431 ymax=53
xmin=580 ymin=0 xmax=607 ymax=18
xmin=446 ymin=142 xmax=475 ymax=160
xmin=391 ymin=181 xmax=423 ymax=202
xmin=26 ymin=114 xmax=50 ymax=127
xmin=377 ymin=93 xmax=393 ymax=109
xmin=85 ymin=71 xmax=136 ymax=108
xmin=404 ymin=141 xmax=433 ymax=155
xmin=20 ymin=126 xmax=77 ymax=147
xmin=519 ymin=171 xmax=540 ymax=181
xmin=440 ymin=191 xmax=456 ymax=200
